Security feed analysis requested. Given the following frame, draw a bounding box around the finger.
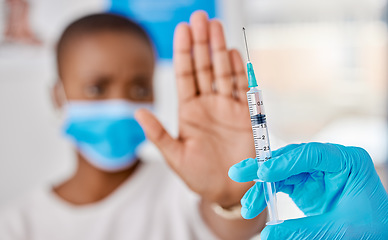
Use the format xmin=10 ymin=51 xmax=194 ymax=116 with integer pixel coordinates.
xmin=261 ymin=213 xmax=337 ymax=240
xmin=135 ymin=109 xmax=182 ymax=168
xmin=228 ymin=158 xmax=258 ymax=183
xmin=275 ymin=181 xmax=294 ymax=195
xmin=190 ymin=11 xmax=213 ymax=94
xmin=173 ymin=23 xmax=197 ymax=102
xmin=258 ymin=143 xmax=346 ymax=182
xmin=209 ymin=20 xmax=233 ymax=96
xmin=271 ymin=143 xmax=305 ymax=158
xmin=274 ymin=173 xmax=308 ymax=196
xmin=228 ymin=144 xmax=304 ymax=183
xmin=283 ymin=172 xmax=310 ymax=186
xmin=241 ymin=182 xmax=267 ymax=219
xmin=229 ymin=49 xmax=248 ymax=100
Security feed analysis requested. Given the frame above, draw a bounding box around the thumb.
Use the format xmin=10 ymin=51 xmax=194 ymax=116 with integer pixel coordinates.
xmin=261 ymin=213 xmax=335 ymax=240
xmin=135 ymin=109 xmax=181 ymax=168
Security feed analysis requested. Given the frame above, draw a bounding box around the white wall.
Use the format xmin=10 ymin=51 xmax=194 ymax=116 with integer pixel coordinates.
xmin=0 ymin=0 xmax=109 ymax=206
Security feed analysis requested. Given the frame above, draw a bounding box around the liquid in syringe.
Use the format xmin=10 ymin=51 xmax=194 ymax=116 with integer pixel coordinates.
xmin=243 ymin=27 xmax=283 ymax=225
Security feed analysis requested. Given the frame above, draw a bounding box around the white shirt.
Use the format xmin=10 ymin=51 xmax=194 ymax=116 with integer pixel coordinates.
xmin=0 ymin=161 xmax=218 ymax=240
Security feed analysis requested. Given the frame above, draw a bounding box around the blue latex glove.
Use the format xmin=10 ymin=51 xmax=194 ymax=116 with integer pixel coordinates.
xmin=228 ymin=143 xmax=388 ymax=239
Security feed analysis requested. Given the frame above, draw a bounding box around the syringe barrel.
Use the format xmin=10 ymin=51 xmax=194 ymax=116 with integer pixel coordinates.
xmin=264 ymin=182 xmax=280 ymax=222
xmin=247 ymin=87 xmax=282 ymax=225
xmin=246 ymin=87 xmax=272 ymax=162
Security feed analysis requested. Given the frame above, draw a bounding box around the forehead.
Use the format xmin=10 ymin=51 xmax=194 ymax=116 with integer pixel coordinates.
xmin=60 ymin=31 xmax=155 ymax=80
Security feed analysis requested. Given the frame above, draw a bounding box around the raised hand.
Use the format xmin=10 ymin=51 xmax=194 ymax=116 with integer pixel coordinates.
xmin=136 ymin=11 xmax=255 ymax=207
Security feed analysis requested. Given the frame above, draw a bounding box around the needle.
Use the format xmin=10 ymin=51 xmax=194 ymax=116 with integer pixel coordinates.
xmin=242 ymin=27 xmax=250 ymax=62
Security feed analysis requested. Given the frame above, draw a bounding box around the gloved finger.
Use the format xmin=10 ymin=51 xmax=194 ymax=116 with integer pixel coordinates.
xmin=271 ymin=143 xmax=305 ymax=157
xmin=228 ymin=144 xmax=304 ymax=183
xmin=261 ymin=213 xmax=334 ymax=240
xmin=271 ymin=173 xmax=307 ymax=197
xmin=240 ymin=182 xmax=266 ymax=219
xmin=228 ymin=158 xmax=258 ymax=182
xmin=258 ymin=143 xmax=346 ymax=182
xmin=276 ymin=182 xmax=294 ymax=195
xmin=283 ymin=172 xmax=310 ymax=186
xmin=262 ymin=210 xmax=378 ymax=240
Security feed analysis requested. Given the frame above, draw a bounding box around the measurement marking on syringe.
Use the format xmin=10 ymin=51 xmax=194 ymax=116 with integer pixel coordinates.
xmin=252 ymin=125 xmax=267 ymax=128
xmin=244 ymin=26 xmax=282 ymax=225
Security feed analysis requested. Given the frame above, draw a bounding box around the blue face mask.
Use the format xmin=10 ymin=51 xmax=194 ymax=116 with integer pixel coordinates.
xmin=62 ymin=100 xmax=149 ymax=172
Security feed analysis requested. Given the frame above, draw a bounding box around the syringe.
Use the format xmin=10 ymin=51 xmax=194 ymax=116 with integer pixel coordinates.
xmin=242 ymin=27 xmax=283 ymax=225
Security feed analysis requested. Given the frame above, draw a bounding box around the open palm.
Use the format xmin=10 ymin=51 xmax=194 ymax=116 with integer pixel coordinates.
xmin=136 ymin=11 xmax=255 ymax=207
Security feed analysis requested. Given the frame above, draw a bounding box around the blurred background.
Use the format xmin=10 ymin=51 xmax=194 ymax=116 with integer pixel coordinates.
xmin=0 ymin=0 xmax=387 ymax=222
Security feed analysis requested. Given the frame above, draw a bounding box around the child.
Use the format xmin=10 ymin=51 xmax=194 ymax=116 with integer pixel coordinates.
xmin=0 ymin=12 xmax=266 ymax=240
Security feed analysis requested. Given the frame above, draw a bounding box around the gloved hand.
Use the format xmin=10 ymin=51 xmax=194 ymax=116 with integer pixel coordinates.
xmin=228 ymin=143 xmax=388 ymax=239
